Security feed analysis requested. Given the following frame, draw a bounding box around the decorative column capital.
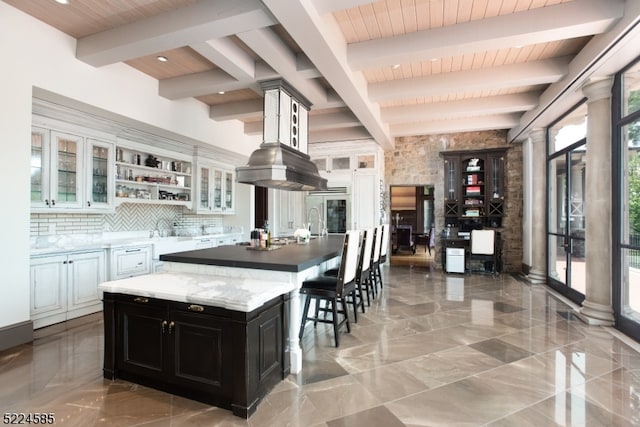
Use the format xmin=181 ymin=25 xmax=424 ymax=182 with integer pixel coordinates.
xmin=581 ymin=77 xmax=614 ymax=102
xmin=527 ymin=128 xmax=546 ymax=144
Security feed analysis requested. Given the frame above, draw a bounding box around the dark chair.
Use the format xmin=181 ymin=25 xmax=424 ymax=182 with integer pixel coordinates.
xmin=373 ymin=224 xmax=389 ymax=291
xmin=369 ymin=225 xmax=383 ymax=295
xmin=356 ymin=227 xmax=375 ymax=307
xmin=379 ymin=223 xmax=390 ymax=264
xmin=394 ymin=225 xmax=416 ymax=254
xmin=325 ymin=228 xmax=375 ymax=311
xmin=298 ymin=230 xmax=361 ymax=347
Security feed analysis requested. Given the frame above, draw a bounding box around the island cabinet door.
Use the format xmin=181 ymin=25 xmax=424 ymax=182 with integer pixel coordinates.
xmin=116 ymin=300 xmax=168 ymax=379
xmin=168 ymin=309 xmax=233 ymax=400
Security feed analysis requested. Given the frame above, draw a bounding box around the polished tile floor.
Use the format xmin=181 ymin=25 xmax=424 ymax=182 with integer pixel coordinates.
xmin=2 ymin=265 xmax=640 ymax=426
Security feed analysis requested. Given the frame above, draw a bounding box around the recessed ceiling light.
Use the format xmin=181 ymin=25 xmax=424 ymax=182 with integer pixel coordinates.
xmin=392 ymin=64 xmax=400 ymax=69
xmin=156 ymin=56 xmax=168 ymax=62
xmin=55 ymin=0 xmax=69 ymax=4
xmin=218 ymin=91 xmax=225 ymax=95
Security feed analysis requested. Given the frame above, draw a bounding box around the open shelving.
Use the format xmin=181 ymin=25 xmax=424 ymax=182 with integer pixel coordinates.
xmin=115 ymin=142 xmax=193 ymax=208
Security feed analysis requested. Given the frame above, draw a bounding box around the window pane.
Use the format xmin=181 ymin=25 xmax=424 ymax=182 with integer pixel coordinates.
xmin=548 ymin=103 xmax=587 ymax=154
xmin=622 ymin=121 xmax=640 ymax=246
xmin=621 ymin=248 xmax=640 ymax=323
xmin=569 ymin=150 xmax=586 ymax=237
xmin=623 ymin=61 xmax=640 ymax=116
xmin=548 ymin=156 xmax=566 ymax=234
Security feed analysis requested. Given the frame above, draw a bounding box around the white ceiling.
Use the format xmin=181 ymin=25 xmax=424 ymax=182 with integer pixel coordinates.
xmin=5 ymin=0 xmax=639 ymax=150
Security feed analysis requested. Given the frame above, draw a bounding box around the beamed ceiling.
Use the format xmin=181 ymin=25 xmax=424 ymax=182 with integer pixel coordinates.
xmin=3 ymin=0 xmax=636 ymax=150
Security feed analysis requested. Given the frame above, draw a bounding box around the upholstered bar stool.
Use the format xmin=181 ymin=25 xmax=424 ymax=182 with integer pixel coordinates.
xmin=369 ymin=225 xmax=383 ymax=295
xmin=356 ymin=228 xmax=375 ymax=308
xmin=377 ymin=224 xmax=391 ymax=288
xmin=298 ymin=230 xmax=360 ymax=347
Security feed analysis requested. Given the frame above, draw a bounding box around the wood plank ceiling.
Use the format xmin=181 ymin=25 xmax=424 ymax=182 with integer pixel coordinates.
xmin=3 ymin=0 xmax=625 ymax=149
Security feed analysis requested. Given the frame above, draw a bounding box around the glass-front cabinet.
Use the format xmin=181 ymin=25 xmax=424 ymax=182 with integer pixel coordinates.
xmin=31 ymin=128 xmax=83 ymax=210
xmin=441 ymin=148 xmax=507 ymax=229
xmin=31 ymin=127 xmax=114 ymax=212
xmin=86 ymin=138 xmax=114 ymax=210
xmin=196 ymin=161 xmax=235 ymax=214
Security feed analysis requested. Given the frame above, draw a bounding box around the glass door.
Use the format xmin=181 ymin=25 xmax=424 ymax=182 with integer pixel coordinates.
xmin=617 ymin=118 xmax=640 ymax=338
xmin=51 ymin=131 xmax=83 ymax=209
xmin=326 ymin=198 xmax=348 ymax=233
xmin=31 ymin=127 xmax=50 ymax=208
xmin=198 ymin=166 xmax=210 ymax=212
xmin=86 ymin=139 xmax=113 ymax=209
xmin=224 ymin=170 xmax=234 ymax=212
xmin=212 ymin=169 xmax=223 ymax=211
xmin=613 ymin=60 xmax=640 ymax=341
xmin=547 ymin=142 xmax=587 ymax=303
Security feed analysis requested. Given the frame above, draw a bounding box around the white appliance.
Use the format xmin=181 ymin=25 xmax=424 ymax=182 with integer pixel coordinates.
xmin=446 ymin=247 xmax=465 ymax=273
xmin=305 ymin=187 xmax=351 ymax=235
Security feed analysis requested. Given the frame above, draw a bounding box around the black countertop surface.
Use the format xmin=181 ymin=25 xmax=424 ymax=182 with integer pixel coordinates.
xmin=160 ymin=235 xmax=344 ymax=272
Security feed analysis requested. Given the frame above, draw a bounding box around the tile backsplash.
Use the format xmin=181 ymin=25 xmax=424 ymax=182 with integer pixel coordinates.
xmin=31 ymin=204 xmax=224 ymax=237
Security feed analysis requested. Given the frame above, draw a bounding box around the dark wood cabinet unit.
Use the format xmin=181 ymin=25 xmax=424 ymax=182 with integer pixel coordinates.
xmin=441 ymin=148 xmax=507 ymax=230
xmin=102 ymin=292 xmax=289 ymax=418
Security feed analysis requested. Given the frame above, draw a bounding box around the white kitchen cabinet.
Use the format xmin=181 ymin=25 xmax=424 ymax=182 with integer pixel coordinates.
xmin=30 ymin=250 xmax=106 ymax=329
xmin=195 ymin=161 xmax=235 ymax=214
xmin=195 ymin=237 xmax=216 ymax=249
xmin=312 ymin=154 xmax=351 ymax=176
xmin=353 ymin=170 xmax=378 ymax=229
xmin=272 ymin=189 xmax=304 ymax=236
xmin=110 ymin=245 xmax=152 ymax=280
xmin=115 ymin=141 xmax=192 ymax=208
xmin=31 ymin=127 xmax=115 ymax=213
xmin=210 ymin=234 xmax=243 ymax=247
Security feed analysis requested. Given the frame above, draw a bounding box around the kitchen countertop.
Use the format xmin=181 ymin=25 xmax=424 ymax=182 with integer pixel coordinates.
xmin=160 ymin=235 xmax=343 ymax=272
xmin=30 ymin=231 xmax=244 ymax=256
xmin=99 ymin=271 xmax=293 ymax=312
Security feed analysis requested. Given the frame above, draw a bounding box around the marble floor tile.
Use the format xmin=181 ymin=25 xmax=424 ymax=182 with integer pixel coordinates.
xmin=1 ymin=267 xmax=639 ymax=427
xmin=469 ymin=338 xmax=534 ymax=363
xmin=385 ymin=375 xmax=551 ymax=426
xmin=490 ymin=390 xmax=634 ymax=427
xmin=326 ymin=405 xmax=405 ymax=427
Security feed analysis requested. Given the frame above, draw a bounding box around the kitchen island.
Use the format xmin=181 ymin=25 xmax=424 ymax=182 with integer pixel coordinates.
xmin=159 ymin=235 xmax=344 ymax=374
xmin=100 ymin=273 xmax=293 ymax=418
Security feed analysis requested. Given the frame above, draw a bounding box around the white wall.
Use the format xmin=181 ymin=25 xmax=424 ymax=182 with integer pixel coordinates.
xmin=0 ymin=3 xmax=258 ymax=330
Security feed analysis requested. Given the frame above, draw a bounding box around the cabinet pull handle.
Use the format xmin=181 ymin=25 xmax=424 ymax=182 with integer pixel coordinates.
xmin=68 ymin=260 xmax=73 ymax=264
xmin=87 ymin=201 xmax=91 ymax=207
xmin=137 ymin=262 xmax=143 ymax=266
xmin=133 ymin=297 xmax=149 ymax=303
xmin=161 ymin=320 xmax=168 ymax=333
xmin=168 ymin=321 xmax=175 ymax=334
xmin=51 ymin=199 xmax=56 ymax=206
xmin=45 ymin=199 xmax=49 ymax=206
xmin=126 ymin=249 xmax=141 ymax=253
xmin=188 ymin=304 xmax=204 ymax=312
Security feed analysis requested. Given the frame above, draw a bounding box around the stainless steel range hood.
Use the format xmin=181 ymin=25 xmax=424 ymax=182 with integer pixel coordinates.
xmin=236 ymin=80 xmax=327 ymax=191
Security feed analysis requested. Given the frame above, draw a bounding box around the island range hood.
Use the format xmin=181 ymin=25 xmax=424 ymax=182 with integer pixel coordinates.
xmin=236 ymin=80 xmax=327 ymax=191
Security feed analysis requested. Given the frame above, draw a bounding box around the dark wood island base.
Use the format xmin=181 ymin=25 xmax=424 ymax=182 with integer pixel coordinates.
xmin=102 ymin=291 xmax=290 ymax=418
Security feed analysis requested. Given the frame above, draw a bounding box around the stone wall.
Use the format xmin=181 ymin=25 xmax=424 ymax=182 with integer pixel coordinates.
xmin=384 ymin=130 xmax=523 ymax=273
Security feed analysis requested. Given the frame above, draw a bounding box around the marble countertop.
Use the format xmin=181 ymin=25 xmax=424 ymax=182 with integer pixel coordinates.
xmin=99 ymin=272 xmax=294 ymax=312
xmin=160 ymin=235 xmax=344 ymax=272
xmin=30 ymin=231 xmax=244 ymax=256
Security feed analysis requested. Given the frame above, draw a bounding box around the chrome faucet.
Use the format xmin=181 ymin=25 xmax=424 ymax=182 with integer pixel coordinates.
xmin=155 ymin=217 xmax=173 ymax=237
xmin=306 ymin=207 xmax=320 ymax=235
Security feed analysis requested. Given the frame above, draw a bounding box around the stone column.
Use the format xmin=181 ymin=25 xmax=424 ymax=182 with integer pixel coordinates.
xmin=576 ymin=77 xmax=615 ymax=326
xmin=527 ymin=129 xmax=547 ymax=284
